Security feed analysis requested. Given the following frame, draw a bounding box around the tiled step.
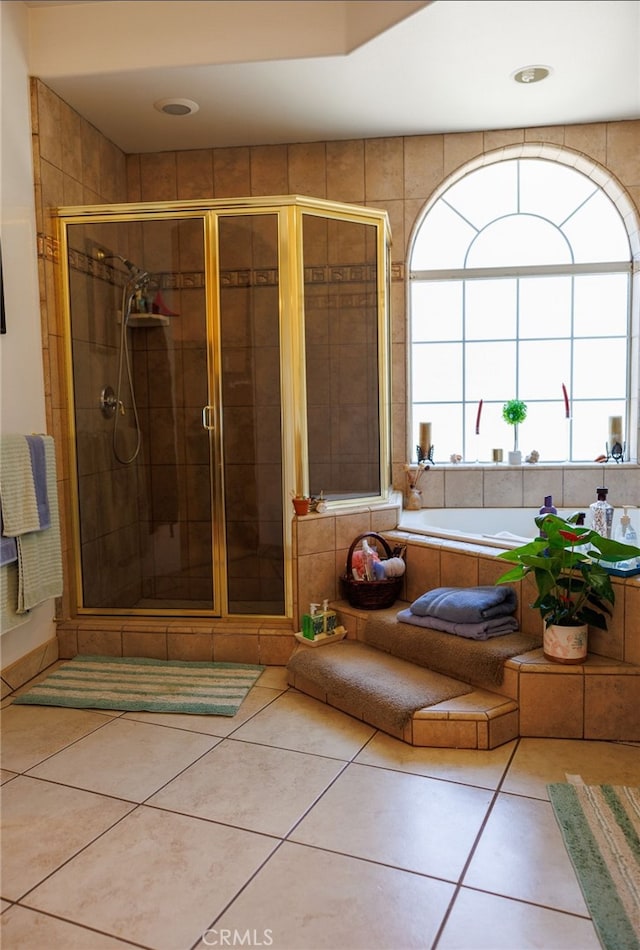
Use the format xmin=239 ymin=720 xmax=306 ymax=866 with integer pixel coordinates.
xmin=287 ymin=638 xmax=519 ymax=749
xmin=335 ymin=600 xmax=541 ymax=697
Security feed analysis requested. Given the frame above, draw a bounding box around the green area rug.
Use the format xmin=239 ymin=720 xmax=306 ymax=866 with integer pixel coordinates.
xmin=548 ymin=783 xmax=640 ymax=950
xmin=13 ymin=655 xmax=264 ymax=716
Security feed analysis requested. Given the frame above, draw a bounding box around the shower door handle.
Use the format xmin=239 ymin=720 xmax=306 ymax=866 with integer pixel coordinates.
xmin=201 ymin=406 xmax=215 ymax=431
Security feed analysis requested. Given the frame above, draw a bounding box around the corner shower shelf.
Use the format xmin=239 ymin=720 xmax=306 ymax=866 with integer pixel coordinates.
xmin=127 ymin=314 xmax=170 ymax=327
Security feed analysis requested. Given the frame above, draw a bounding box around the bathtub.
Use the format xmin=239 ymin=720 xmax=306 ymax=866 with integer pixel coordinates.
xmin=397 ymin=507 xmax=580 ymax=549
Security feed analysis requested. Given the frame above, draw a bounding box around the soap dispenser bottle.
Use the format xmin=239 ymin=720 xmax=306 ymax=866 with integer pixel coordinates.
xmin=302 ymin=603 xmax=324 ymax=640
xmin=590 ymin=487 xmax=614 ymax=539
xmin=321 ymin=599 xmax=337 ymax=634
xmin=539 ymin=495 xmax=557 ymax=515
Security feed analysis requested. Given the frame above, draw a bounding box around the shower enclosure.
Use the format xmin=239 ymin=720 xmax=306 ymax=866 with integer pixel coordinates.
xmin=56 ymin=197 xmax=391 ymax=620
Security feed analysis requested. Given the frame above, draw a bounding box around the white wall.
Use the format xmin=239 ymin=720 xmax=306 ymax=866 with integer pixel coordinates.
xmin=0 ymin=1 xmax=56 ymax=668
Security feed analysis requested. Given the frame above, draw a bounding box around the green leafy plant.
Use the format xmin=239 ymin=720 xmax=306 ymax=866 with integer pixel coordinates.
xmin=495 ymin=512 xmax=640 ymax=629
xmin=502 ymin=399 xmax=527 ymax=451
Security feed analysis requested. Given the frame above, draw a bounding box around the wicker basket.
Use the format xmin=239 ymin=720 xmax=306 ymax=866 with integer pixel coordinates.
xmin=340 ymin=532 xmax=403 ymax=610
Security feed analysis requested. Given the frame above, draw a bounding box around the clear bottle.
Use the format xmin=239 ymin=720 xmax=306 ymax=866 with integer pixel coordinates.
xmin=361 ymin=538 xmax=375 ymax=581
xmin=589 ymin=487 xmax=614 ymax=539
xmin=614 ymin=507 xmax=639 ymax=570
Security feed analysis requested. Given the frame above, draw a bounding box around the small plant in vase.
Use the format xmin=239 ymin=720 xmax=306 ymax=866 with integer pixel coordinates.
xmin=502 ymin=399 xmax=527 ymax=464
xmin=495 ymin=512 xmax=640 ymax=663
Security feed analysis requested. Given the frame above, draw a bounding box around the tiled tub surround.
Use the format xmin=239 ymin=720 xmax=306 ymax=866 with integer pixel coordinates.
xmin=400 ymin=461 xmax=640 ymax=514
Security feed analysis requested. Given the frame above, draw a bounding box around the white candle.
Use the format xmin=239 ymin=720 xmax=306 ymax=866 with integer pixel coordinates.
xmin=609 ymin=416 xmax=623 ymax=447
xmin=418 ymin=422 xmax=431 ymax=454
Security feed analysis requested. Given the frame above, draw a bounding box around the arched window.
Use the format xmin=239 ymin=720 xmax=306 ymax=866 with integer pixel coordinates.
xmin=409 ymin=152 xmax=634 ymax=463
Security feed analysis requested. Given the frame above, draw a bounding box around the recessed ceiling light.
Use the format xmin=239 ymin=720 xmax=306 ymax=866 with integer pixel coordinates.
xmin=154 ymin=98 xmax=200 ymax=117
xmin=512 ymin=65 xmax=551 ymax=84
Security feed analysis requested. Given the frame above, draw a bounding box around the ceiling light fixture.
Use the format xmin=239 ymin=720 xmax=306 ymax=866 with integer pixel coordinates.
xmin=154 ymin=98 xmax=200 ymax=117
xmin=512 ymin=65 xmax=551 ymax=84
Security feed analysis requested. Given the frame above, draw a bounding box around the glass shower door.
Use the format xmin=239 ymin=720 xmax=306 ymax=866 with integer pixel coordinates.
xmin=65 ymin=215 xmax=216 ymax=613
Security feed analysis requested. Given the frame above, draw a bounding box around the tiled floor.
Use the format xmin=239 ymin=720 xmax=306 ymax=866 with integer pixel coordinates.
xmin=2 ymin=664 xmax=639 ymax=950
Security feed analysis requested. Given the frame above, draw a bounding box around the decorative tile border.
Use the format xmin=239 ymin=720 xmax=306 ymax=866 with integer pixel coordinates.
xmin=37 ymin=234 xmax=404 ymax=287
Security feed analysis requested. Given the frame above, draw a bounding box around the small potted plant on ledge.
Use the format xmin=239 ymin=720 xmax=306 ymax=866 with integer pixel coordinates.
xmin=495 ymin=512 xmax=640 ymax=663
xmin=290 ymin=491 xmax=310 ymax=516
xmin=502 ymin=399 xmax=527 ymax=464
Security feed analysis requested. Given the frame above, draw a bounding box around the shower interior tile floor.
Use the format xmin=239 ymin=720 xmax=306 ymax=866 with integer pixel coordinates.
xmin=2 ymin=663 xmax=639 ymax=950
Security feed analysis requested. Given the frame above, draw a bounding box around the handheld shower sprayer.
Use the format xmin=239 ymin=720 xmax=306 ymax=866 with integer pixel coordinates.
xmin=96 ymin=249 xmax=147 ymax=280
xmin=95 ymin=248 xmax=151 ymax=464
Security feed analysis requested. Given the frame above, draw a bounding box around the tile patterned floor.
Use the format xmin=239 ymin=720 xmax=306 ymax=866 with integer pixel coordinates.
xmin=1 ymin=663 xmax=639 ymax=950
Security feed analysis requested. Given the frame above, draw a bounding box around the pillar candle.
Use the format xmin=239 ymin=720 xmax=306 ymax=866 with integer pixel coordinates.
xmin=418 ymin=422 xmax=432 ymax=454
xmin=609 ymin=416 xmax=623 ymax=446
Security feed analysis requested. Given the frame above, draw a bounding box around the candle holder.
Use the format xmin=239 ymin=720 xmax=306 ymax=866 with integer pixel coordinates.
xmin=606 ymin=441 xmax=625 ymax=463
xmin=416 ymin=443 xmax=435 ymax=465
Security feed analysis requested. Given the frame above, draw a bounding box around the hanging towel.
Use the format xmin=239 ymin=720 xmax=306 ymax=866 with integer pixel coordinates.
xmin=26 ymin=434 xmax=51 ymax=530
xmin=0 ymin=562 xmax=29 ymax=633
xmin=397 ymin=607 xmax=519 ymax=641
xmin=15 ymin=435 xmax=63 ymax=613
xmin=409 ymin=585 xmax=517 ymax=623
xmin=0 ymin=508 xmax=17 ymax=566
xmin=0 ymin=435 xmax=41 ymax=535
xmin=0 ymin=534 xmax=17 ymax=567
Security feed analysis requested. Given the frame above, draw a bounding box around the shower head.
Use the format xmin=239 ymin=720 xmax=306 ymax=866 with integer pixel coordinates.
xmin=97 ymin=250 xmax=145 ymax=278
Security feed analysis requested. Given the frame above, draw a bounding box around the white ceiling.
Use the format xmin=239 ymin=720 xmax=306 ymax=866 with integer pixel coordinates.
xmin=23 ymin=0 xmax=640 ymax=154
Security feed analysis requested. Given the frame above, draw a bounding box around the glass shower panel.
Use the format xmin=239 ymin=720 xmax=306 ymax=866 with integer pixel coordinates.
xmin=66 ymin=217 xmax=213 ymax=611
xmin=218 ymin=214 xmax=285 ymax=615
xmin=302 ymin=214 xmax=381 ymax=499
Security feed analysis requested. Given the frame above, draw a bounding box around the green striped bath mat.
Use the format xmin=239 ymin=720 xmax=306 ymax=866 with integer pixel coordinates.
xmin=548 ymin=783 xmax=640 ymax=950
xmin=13 ymin=655 xmax=265 ymax=716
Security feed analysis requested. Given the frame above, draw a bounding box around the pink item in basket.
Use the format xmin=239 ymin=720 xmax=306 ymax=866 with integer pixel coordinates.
xmin=351 ymin=547 xmax=380 ymax=580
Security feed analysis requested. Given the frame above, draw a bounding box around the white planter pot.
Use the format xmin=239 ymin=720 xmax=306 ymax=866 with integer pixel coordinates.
xmin=543 ymin=623 xmax=588 ymax=664
xmin=508 ymin=450 xmax=522 ymax=465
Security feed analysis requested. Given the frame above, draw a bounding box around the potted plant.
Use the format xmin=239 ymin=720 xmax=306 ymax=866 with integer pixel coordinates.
xmin=502 ymin=399 xmax=527 ymax=464
xmin=495 ymin=512 xmax=640 ymax=663
xmin=290 ymin=491 xmax=310 ymax=516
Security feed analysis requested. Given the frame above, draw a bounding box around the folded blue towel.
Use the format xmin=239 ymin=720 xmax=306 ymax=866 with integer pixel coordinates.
xmin=26 ymin=435 xmax=51 ymax=530
xmin=410 ymin=585 xmax=517 ymax=624
xmin=397 ymin=607 xmax=519 ymax=640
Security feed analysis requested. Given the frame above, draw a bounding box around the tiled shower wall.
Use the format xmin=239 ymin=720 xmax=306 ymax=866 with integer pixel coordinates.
xmin=32 ymin=79 xmax=130 ymax=619
xmin=30 ymin=76 xmax=640 ymax=627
